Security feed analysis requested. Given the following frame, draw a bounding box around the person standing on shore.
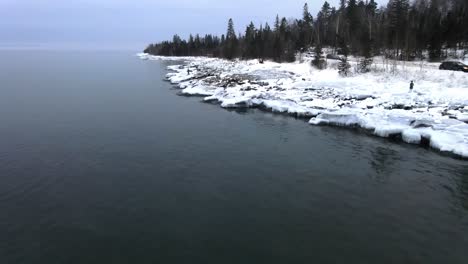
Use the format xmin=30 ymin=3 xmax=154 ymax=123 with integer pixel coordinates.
xmin=410 ymin=81 xmax=414 ymax=92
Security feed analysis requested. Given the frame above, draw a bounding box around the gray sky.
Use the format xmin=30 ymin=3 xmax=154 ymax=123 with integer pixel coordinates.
xmin=0 ymin=0 xmax=386 ymax=50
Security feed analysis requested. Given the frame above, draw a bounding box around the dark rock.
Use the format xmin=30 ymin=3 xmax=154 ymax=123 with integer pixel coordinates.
xmin=410 ymin=120 xmax=433 ymax=128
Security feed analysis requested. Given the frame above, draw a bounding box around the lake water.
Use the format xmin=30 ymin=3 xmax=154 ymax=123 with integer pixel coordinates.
xmin=0 ymin=50 xmax=467 ymax=264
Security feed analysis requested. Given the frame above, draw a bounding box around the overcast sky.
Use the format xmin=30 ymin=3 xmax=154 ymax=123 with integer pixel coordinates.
xmin=0 ymin=0 xmax=386 ymax=50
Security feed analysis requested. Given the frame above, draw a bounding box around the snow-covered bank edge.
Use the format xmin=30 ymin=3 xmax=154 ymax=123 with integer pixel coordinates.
xmin=138 ymin=53 xmax=468 ymax=159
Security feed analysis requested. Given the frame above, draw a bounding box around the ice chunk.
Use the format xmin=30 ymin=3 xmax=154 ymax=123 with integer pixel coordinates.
xmin=310 ymin=111 xmax=362 ymax=127
xmin=402 ymin=129 xmax=422 ymax=144
xmin=374 ymin=125 xmax=406 ymax=137
xmin=456 ymin=113 xmax=468 ymax=123
xmin=181 ymin=85 xmax=216 ymax=96
xmin=428 ymin=131 xmax=468 ymax=156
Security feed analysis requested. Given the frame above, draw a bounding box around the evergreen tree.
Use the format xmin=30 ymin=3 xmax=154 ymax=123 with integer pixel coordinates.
xmin=427 ymin=0 xmax=442 ymax=61
xmin=312 ymin=21 xmax=326 ymax=70
xmin=144 ymin=0 xmax=468 ymax=70
xmin=387 ymin=0 xmax=410 ymax=59
xmin=244 ymin=22 xmax=257 ymax=59
xmin=312 ymin=44 xmax=326 ymax=69
xmin=317 ymin=2 xmax=332 ymax=46
xmin=224 ymin=18 xmax=238 ymax=60
xmin=338 ymin=56 xmax=351 ymax=76
xmin=299 ymin=3 xmax=314 ymax=49
xmin=347 ymin=0 xmax=361 ymax=53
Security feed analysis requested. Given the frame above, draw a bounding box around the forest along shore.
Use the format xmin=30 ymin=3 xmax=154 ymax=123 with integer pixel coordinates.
xmin=138 ymin=53 xmax=468 ymax=159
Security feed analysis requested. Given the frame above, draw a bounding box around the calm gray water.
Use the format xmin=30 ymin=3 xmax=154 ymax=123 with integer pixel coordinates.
xmin=0 ymin=50 xmax=467 ymax=264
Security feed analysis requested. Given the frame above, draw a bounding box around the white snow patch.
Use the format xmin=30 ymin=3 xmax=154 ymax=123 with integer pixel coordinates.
xmin=181 ymin=85 xmax=215 ymax=96
xmin=402 ymin=129 xmax=422 ymax=144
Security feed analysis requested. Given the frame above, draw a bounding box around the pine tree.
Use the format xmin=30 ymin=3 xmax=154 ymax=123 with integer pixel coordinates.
xmin=427 ymin=2 xmax=442 ymax=61
xmin=312 ymin=21 xmax=326 ymax=70
xmin=244 ymin=22 xmax=257 ymax=59
xmin=224 ymin=18 xmax=238 ymax=60
xmin=317 ymin=1 xmax=332 ymax=45
xmin=338 ymin=57 xmax=351 ymax=76
xmin=275 ymin=15 xmax=281 ymax=32
xmin=273 ymin=16 xmax=285 ymax=62
xmin=298 ymin=4 xmax=313 ymax=50
xmin=262 ymin=23 xmax=273 ymax=60
xmin=346 ymin=0 xmax=361 ymax=53
xmin=387 ymin=0 xmax=410 ymax=59
xmin=337 ymin=32 xmax=350 ymax=76
xmin=312 ymin=44 xmax=326 ymax=69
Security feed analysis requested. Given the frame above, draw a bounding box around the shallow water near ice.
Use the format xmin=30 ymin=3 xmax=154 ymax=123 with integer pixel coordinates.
xmin=1 ymin=50 xmax=468 ymax=264
xmin=152 ymin=53 xmax=468 ymax=158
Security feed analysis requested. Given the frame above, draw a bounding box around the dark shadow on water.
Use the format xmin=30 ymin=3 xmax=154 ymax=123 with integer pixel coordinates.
xmin=369 ymin=147 xmax=401 ymax=182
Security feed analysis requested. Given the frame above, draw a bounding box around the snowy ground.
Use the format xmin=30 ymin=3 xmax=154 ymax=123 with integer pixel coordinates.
xmin=138 ymin=53 xmax=468 ymax=158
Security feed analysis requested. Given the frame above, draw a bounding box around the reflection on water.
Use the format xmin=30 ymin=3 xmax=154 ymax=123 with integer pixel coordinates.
xmin=370 ymin=146 xmax=401 ymax=181
xmin=453 ymin=166 xmax=468 ymax=212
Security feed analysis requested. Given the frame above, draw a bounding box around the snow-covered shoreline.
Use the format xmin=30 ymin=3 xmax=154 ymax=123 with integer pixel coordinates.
xmin=138 ymin=53 xmax=468 ymax=159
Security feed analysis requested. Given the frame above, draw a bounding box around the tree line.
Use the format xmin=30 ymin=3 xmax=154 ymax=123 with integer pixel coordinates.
xmin=144 ymin=0 xmax=468 ymax=65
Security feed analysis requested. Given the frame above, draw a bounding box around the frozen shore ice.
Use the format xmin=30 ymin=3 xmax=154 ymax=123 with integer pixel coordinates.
xmin=138 ymin=53 xmax=468 ymax=158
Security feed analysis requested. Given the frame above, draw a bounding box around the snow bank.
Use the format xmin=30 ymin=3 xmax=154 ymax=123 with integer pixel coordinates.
xmin=309 ymin=109 xmax=468 ymax=157
xmin=139 ymin=53 xmax=468 ymax=159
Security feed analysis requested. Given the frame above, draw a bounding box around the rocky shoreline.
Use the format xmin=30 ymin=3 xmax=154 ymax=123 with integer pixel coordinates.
xmin=139 ymin=53 xmax=468 ymax=159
